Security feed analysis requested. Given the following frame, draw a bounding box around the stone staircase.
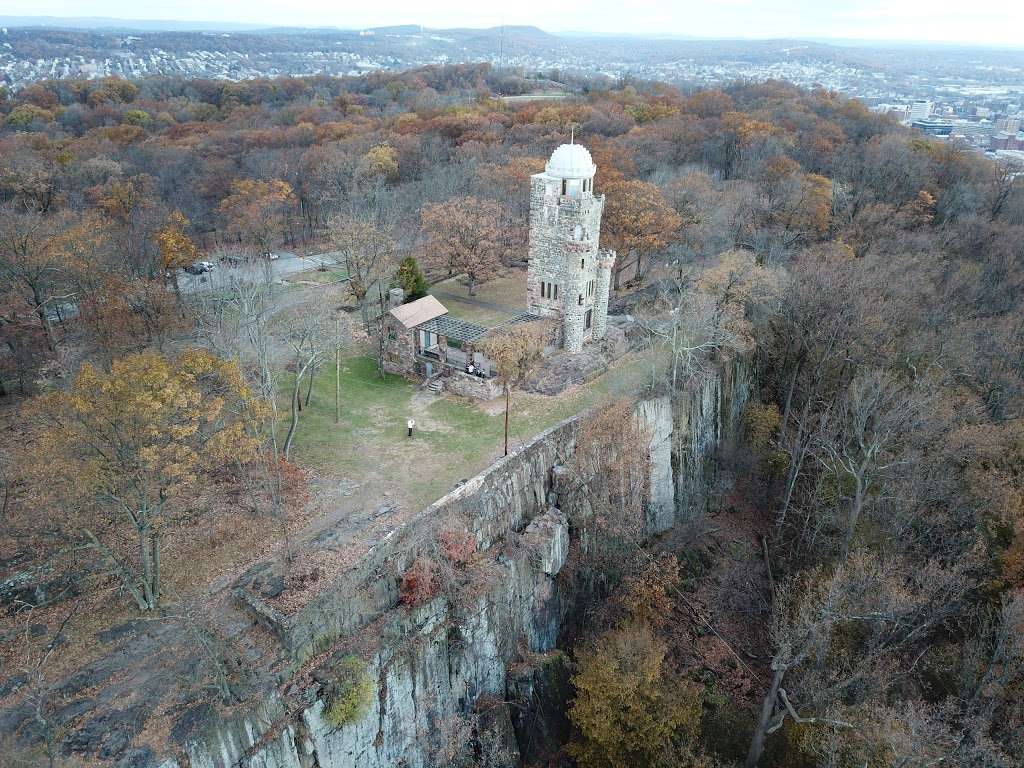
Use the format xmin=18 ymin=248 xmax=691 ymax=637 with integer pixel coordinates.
xmin=426 ymin=377 xmax=444 ymax=394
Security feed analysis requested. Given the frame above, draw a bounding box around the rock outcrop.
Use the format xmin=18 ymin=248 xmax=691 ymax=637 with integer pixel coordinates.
xmin=157 ymin=355 xmax=750 ymax=768
xmin=8 ymin=355 xmax=749 ymax=768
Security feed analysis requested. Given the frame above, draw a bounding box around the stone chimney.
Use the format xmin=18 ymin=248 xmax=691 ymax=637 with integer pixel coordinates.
xmin=388 ymin=288 xmax=405 ymax=308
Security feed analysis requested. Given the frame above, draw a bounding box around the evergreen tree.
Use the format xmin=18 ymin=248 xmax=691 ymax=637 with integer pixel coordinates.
xmin=393 ymin=256 xmax=428 ymax=302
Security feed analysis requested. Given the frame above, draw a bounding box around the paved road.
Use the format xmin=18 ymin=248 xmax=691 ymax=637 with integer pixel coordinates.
xmin=177 ymin=250 xmax=341 ymax=293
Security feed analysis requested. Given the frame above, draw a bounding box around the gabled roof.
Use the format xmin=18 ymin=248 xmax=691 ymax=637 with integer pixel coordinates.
xmin=389 ymin=295 xmax=448 ymax=330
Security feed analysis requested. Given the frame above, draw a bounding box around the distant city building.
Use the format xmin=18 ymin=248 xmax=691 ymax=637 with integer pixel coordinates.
xmin=950 ymin=119 xmax=993 ymax=146
xmin=990 ymin=149 xmax=1024 ymax=170
xmin=996 ymin=117 xmax=1022 ymax=134
xmin=910 ymin=100 xmax=934 ymax=121
xmin=990 ymin=132 xmax=1024 ymax=151
xmin=872 ymin=103 xmax=910 ymax=120
xmin=912 ymin=118 xmax=953 ymax=136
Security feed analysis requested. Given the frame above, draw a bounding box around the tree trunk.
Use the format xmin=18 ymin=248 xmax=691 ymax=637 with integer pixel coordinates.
xmin=746 ymin=665 xmax=785 ymax=768
xmin=305 ymin=361 xmax=316 ymax=407
xmin=777 ymin=392 xmax=814 ymax=528
xmin=84 ymin=528 xmax=149 ymax=611
xmin=32 ymin=285 xmax=55 ymax=353
xmin=152 ymin=530 xmax=161 ymax=605
xmin=503 ymin=385 xmax=510 ymax=457
xmin=468 ymin=274 xmax=477 ymax=296
xmin=138 ymin=524 xmax=156 ymax=611
xmin=335 ymin=336 xmax=341 ymax=425
xmin=779 ymin=353 xmax=803 ymax=438
xmin=283 ymin=364 xmax=303 ymax=460
xmin=842 ymin=473 xmax=865 ymax=560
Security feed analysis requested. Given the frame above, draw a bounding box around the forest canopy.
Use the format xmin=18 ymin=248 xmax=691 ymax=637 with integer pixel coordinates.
xmin=1 ymin=63 xmax=1023 ymax=767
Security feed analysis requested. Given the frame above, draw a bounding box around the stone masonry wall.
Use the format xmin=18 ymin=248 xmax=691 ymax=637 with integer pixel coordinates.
xmin=593 ymin=250 xmax=614 ymax=342
xmin=527 ymin=174 xmax=606 ymax=354
xmin=444 ymin=371 xmax=502 ymax=400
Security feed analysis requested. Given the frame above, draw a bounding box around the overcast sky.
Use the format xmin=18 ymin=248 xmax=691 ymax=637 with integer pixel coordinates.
xmin=12 ymin=0 xmax=1024 ymax=47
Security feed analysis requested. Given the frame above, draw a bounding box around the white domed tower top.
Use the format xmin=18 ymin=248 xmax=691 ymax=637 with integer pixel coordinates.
xmin=545 ymin=143 xmax=596 ymax=180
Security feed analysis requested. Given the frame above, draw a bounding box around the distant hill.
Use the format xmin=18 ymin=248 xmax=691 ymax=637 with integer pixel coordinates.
xmin=0 ymin=15 xmax=274 ymax=32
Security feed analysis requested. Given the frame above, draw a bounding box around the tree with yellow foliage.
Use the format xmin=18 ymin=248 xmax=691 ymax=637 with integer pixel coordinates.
xmin=569 ymin=623 xmax=703 ymax=768
xmin=26 ymin=350 xmax=264 ymax=611
xmin=156 ymin=210 xmax=199 ymax=295
xmin=357 ymin=144 xmax=399 ymax=183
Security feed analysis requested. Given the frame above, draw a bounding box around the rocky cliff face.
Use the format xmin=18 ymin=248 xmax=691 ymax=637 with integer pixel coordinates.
xmin=154 ymin=357 xmax=751 ymax=768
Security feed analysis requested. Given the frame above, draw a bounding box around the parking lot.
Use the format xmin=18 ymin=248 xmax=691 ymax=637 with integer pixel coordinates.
xmin=177 ymin=250 xmax=340 ymax=293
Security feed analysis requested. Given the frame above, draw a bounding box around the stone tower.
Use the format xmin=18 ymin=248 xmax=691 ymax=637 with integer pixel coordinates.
xmin=527 ymin=142 xmax=615 ymax=354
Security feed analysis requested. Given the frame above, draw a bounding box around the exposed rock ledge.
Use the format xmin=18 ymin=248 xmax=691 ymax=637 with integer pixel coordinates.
xmin=15 ymin=356 xmax=750 ymax=768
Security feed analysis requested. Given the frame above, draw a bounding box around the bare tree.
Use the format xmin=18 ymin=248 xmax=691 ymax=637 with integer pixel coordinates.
xmin=815 ymin=369 xmax=931 ymax=559
xmin=325 ymin=213 xmax=396 ymax=330
xmin=0 ymin=205 xmax=74 ymax=353
xmin=480 ymin=320 xmax=549 ymax=456
xmin=11 ymin=600 xmax=81 ymax=768
xmin=191 ymin=272 xmax=289 ymax=546
xmin=745 ymin=552 xmax=968 ymax=767
xmin=277 ymin=306 xmax=329 ymax=459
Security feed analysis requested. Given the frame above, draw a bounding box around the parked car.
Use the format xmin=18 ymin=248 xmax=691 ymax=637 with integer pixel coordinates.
xmin=219 ymin=253 xmax=245 ymax=266
xmin=262 ymin=251 xmax=280 ymax=260
xmin=185 ymin=261 xmax=215 ymax=275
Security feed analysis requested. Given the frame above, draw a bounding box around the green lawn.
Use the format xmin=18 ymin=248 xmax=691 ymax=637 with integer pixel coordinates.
xmin=432 ymin=271 xmax=528 ymax=327
xmin=283 ymin=348 xmax=663 ymax=511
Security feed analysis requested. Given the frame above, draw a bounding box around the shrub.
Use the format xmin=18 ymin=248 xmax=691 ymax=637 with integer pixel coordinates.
xmin=399 ymin=556 xmax=439 ymax=607
xmin=323 ymin=656 xmax=374 ymax=727
xmin=122 ymin=108 xmax=151 ymax=126
xmin=438 ymin=525 xmax=477 ymax=567
xmin=611 ymin=553 xmax=680 ymax=628
xmin=5 ymin=104 xmax=53 ymax=128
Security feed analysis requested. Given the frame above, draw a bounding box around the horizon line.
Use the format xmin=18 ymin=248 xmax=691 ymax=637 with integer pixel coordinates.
xmin=1 ymin=15 xmax=1023 ymax=51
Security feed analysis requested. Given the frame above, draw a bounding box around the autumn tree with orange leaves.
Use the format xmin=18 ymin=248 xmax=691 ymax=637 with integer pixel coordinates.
xmin=600 ymin=178 xmax=682 ymax=289
xmin=420 ymin=196 xmax=514 ymax=295
xmin=218 ymin=179 xmax=295 ymax=256
xmin=157 ymin=211 xmax=199 ymax=272
xmin=25 ymin=350 xmax=265 ymax=611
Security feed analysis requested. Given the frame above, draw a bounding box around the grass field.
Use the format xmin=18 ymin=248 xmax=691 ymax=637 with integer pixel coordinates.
xmin=284 ymin=347 xmax=662 ymax=512
xmin=432 ymin=270 xmax=528 ymax=327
